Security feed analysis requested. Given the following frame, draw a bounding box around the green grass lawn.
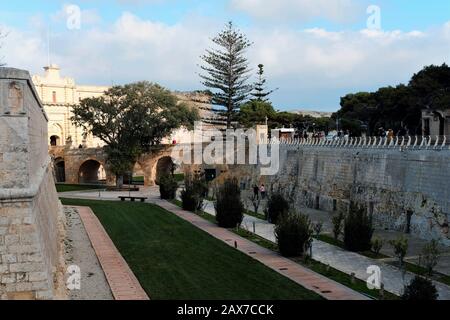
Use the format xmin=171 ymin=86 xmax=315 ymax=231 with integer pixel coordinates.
xmin=60 ymin=198 xmax=321 ymax=300
xmin=56 ymin=184 xmax=105 ymax=193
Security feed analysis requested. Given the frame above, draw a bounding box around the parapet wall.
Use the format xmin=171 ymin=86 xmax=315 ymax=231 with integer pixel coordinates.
xmin=227 ymin=144 xmax=450 ymax=245
xmin=0 ymin=68 xmax=64 ymax=299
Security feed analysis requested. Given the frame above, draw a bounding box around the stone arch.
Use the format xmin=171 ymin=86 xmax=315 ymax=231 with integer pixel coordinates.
xmin=78 ymin=159 xmax=106 ymax=184
xmin=54 ymin=157 xmax=66 ymax=182
xmin=153 ymin=156 xmax=176 ymax=184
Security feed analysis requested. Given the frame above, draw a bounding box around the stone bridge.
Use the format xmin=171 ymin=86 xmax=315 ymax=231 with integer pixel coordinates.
xmin=49 ymin=144 xmax=183 ymax=186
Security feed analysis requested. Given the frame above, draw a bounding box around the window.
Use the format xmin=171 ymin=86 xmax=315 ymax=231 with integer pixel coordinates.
xmin=50 ymin=135 xmax=60 ymax=146
xmin=52 ymin=91 xmax=57 ymax=103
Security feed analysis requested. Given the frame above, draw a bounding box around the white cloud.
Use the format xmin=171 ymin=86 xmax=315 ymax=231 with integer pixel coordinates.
xmin=230 ymin=0 xmax=365 ymax=23
xmin=1 ymin=12 xmax=450 ymax=111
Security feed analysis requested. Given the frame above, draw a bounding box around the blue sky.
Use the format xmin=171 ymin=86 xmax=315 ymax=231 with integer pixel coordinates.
xmin=1 ymin=0 xmax=450 ymax=112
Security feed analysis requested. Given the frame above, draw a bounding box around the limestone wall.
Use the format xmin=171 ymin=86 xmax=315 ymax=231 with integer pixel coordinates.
xmin=226 ymin=145 xmax=450 ymax=245
xmin=0 ymin=68 xmax=64 ymax=299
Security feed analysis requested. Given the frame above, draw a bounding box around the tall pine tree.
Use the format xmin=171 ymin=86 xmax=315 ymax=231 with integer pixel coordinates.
xmin=251 ymin=64 xmax=277 ymax=102
xmin=200 ymin=22 xmax=252 ymax=128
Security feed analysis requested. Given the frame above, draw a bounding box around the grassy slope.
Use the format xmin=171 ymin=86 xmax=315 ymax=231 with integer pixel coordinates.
xmin=61 ymin=198 xmax=321 ymax=300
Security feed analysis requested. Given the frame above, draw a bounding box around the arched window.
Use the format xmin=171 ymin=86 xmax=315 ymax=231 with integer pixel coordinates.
xmin=52 ymin=91 xmax=57 ymax=103
xmin=50 ymin=135 xmax=60 ymax=146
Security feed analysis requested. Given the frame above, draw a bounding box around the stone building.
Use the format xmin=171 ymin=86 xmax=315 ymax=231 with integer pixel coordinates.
xmin=32 ymin=65 xmax=219 ymax=148
xmin=422 ymin=109 xmax=450 ymax=137
xmin=0 ymin=67 xmax=65 ymax=299
xmin=32 ymin=65 xmax=109 ymax=148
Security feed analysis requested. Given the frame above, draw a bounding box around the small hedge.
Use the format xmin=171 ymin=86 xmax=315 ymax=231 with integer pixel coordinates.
xmin=181 ymin=174 xmax=208 ymax=212
xmin=266 ymin=193 xmax=290 ymax=224
xmin=215 ymin=178 xmax=244 ymax=228
xmin=158 ymin=175 xmax=178 ymax=200
xmin=275 ymin=213 xmax=313 ymax=257
xmin=343 ymin=203 xmax=374 ymax=252
xmin=402 ymin=276 xmax=438 ymax=300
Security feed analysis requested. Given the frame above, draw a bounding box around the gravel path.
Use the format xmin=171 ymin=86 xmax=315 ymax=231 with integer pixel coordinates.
xmin=64 ymin=207 xmax=114 ymax=300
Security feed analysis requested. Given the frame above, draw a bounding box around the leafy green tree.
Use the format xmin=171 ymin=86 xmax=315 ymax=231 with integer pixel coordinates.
xmin=334 ymin=64 xmax=450 ymax=136
xmin=389 ymin=236 xmax=409 ymax=268
xmin=200 ymin=21 xmax=253 ymax=128
xmin=402 ymin=276 xmax=438 ymax=300
xmin=251 ymin=64 xmax=277 ymax=102
xmin=238 ymin=100 xmax=276 ymax=128
xmin=71 ymin=82 xmax=199 ymax=187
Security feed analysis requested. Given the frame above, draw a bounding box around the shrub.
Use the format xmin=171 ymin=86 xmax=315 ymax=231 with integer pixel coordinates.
xmin=419 ymin=239 xmax=441 ymax=277
xmin=275 ymin=213 xmax=313 ymax=257
xmin=371 ymin=238 xmax=384 ymax=256
xmin=402 ymin=276 xmax=438 ymax=300
xmin=332 ymin=211 xmax=344 ymax=240
xmin=158 ymin=174 xmax=178 ymax=200
xmin=215 ymin=178 xmax=244 ymax=228
xmin=343 ymin=203 xmax=374 ymax=252
xmin=181 ymin=173 xmax=208 ymax=212
xmin=389 ymin=236 xmax=409 ymax=268
xmin=266 ymin=193 xmax=289 ymax=224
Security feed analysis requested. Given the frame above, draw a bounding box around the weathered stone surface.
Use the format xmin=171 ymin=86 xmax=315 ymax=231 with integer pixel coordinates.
xmin=0 ymin=67 xmax=65 ymax=300
xmin=223 ymin=145 xmax=450 ymax=245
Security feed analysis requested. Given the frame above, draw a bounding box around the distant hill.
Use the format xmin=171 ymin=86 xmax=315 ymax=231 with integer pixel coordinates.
xmin=291 ymin=110 xmax=333 ymax=118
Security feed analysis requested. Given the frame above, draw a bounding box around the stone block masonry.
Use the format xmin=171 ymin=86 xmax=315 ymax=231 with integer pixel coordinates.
xmin=0 ymin=68 xmax=65 ymax=300
xmin=223 ymin=145 xmax=450 ymax=245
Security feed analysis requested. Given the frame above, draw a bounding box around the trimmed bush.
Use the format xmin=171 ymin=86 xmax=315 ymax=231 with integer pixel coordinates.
xmin=402 ymin=276 xmax=438 ymax=300
xmin=266 ymin=193 xmax=289 ymax=224
xmin=275 ymin=213 xmax=313 ymax=257
xmin=158 ymin=174 xmax=178 ymax=200
xmin=215 ymin=178 xmax=244 ymax=228
xmin=181 ymin=174 xmax=208 ymax=212
xmin=343 ymin=203 xmax=374 ymax=252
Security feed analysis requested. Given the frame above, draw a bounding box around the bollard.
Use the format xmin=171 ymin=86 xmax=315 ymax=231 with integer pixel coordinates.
xmin=234 ymin=241 xmax=238 ymax=249
xmin=379 ymin=283 xmax=385 ymax=300
xmin=351 ymin=273 xmax=356 ymax=284
xmin=253 ymin=221 xmax=256 ymax=234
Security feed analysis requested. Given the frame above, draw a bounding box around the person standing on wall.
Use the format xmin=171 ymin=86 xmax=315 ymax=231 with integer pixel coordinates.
xmin=253 ymin=185 xmax=260 ymax=200
xmin=260 ymin=184 xmax=267 ymax=200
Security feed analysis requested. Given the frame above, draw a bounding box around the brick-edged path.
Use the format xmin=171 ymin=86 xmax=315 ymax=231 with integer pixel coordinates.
xmin=74 ymin=206 xmax=149 ymax=300
xmin=154 ymin=200 xmax=369 ymax=301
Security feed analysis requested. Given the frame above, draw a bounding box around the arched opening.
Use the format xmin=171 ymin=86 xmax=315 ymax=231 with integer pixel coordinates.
xmin=54 ymin=158 xmax=66 ymax=182
xmin=155 ymin=156 xmax=175 ymax=184
xmin=78 ymin=160 xmax=106 ymax=184
xmin=124 ymin=162 xmax=145 ymax=185
xmin=50 ymin=135 xmax=61 ymax=146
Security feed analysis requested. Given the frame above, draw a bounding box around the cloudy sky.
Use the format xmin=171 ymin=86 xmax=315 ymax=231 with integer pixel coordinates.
xmin=1 ymin=0 xmax=450 ymax=112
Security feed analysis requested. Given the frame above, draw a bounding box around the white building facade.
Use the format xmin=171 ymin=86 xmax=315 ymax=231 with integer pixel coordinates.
xmin=32 ymin=65 xmax=109 ymax=148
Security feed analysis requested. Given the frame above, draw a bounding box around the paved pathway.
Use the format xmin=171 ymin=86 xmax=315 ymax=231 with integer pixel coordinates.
xmin=153 ymin=200 xmax=368 ymax=301
xmin=241 ymin=190 xmax=450 ymax=277
xmin=74 ymin=206 xmax=149 ymax=300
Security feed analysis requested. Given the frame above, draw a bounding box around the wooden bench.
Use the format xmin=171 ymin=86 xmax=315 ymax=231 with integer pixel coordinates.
xmin=118 ymin=196 xmax=148 ymax=203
